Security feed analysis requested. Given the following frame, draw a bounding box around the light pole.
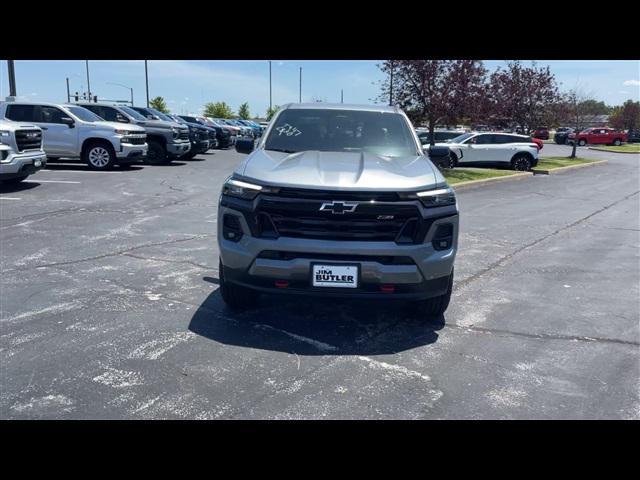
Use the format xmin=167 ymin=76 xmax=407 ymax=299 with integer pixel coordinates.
xmin=85 ymin=60 xmax=92 ymax=100
xmin=299 ymin=67 xmax=302 ymax=103
xmin=341 ymin=89 xmax=344 ymax=104
xmin=7 ymin=60 xmax=17 ymax=98
xmin=269 ymin=60 xmax=272 ymax=111
xmin=107 ymin=82 xmax=134 ymax=106
xmin=145 ymin=60 xmax=150 ymax=107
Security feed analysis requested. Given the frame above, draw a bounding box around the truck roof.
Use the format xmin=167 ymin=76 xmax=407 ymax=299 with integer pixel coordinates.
xmin=282 ymin=103 xmax=401 ymax=114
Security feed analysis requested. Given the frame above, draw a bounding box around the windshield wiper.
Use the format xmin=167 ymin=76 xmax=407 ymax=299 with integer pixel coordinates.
xmin=267 ymin=148 xmax=298 ymax=154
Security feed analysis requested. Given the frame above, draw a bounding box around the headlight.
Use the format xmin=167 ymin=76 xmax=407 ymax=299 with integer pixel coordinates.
xmin=222 ymin=177 xmax=264 ymax=200
xmin=416 ymin=187 xmax=457 ymax=207
xmin=0 ymin=130 xmax=10 ymax=145
xmin=172 ymin=128 xmax=180 ymax=139
xmin=114 ymin=129 xmax=129 ymax=135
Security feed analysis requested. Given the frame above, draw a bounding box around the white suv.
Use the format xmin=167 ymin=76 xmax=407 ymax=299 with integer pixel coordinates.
xmin=0 ymin=102 xmax=147 ymax=170
xmin=438 ymin=132 xmax=539 ymax=171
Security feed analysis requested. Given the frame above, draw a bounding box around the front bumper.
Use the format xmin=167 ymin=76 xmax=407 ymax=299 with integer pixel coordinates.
xmin=0 ymin=149 xmax=47 ymax=180
xmin=167 ymin=141 xmax=191 ymax=157
xmin=117 ymin=142 xmax=148 ymax=162
xmin=218 ymin=203 xmax=458 ymax=300
xmin=189 ymin=140 xmax=210 ymax=154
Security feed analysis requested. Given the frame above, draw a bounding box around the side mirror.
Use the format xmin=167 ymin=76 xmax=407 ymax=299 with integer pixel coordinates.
xmin=61 ymin=117 xmax=75 ymax=128
xmin=116 ymin=115 xmax=129 ymax=123
xmin=235 ymin=138 xmax=255 ymax=154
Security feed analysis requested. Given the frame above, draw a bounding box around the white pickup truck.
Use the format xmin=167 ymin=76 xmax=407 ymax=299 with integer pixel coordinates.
xmin=0 ymin=101 xmax=147 ymax=170
xmin=0 ymin=119 xmax=47 ymax=184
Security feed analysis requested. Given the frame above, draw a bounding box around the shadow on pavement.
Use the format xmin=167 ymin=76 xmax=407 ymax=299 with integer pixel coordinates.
xmin=189 ymin=277 xmax=445 ymax=356
xmin=0 ymin=180 xmax=40 ymax=193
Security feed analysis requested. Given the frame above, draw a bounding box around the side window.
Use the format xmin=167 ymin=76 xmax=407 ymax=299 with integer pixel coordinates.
xmin=98 ymin=106 xmax=119 ymax=122
xmin=40 ymin=106 xmax=66 ymax=124
xmin=82 ymin=104 xmax=102 ymax=117
xmin=5 ymin=104 xmax=37 ymax=122
xmin=475 ymin=134 xmax=495 ymax=145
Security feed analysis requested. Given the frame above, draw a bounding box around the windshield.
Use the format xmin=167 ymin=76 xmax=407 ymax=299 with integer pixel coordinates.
xmin=147 ymin=108 xmax=174 ymax=122
xmin=120 ymin=106 xmax=147 ymax=122
xmin=65 ymin=106 xmax=103 ymax=122
xmin=448 ymin=133 xmax=474 ymax=143
xmin=263 ymin=108 xmax=418 ymax=157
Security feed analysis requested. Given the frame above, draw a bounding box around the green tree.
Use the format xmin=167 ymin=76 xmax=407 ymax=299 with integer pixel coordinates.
xmin=203 ymin=102 xmax=234 ymax=118
xmin=149 ymin=96 xmax=169 ymax=114
xmin=238 ymin=102 xmax=251 ymax=120
xmin=266 ymin=105 xmax=280 ymax=121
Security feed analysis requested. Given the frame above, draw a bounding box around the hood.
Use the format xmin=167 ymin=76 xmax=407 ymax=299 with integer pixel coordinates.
xmin=0 ymin=119 xmax=41 ymax=131
xmin=137 ymin=119 xmax=188 ymax=131
xmin=94 ymin=121 xmax=146 ymax=133
xmin=238 ymin=149 xmax=440 ymax=191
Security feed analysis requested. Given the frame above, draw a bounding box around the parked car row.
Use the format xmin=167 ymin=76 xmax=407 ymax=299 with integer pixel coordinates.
xmin=0 ymin=100 xmax=264 ymax=180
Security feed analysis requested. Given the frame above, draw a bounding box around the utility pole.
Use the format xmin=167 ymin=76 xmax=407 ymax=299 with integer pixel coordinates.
xmin=299 ymin=67 xmax=302 ymax=103
xmin=85 ymin=60 xmax=91 ymax=100
xmin=145 ymin=60 xmax=150 ymax=107
xmin=66 ymin=78 xmax=71 ymax=103
xmin=269 ymin=60 xmax=272 ymax=111
xmin=8 ymin=60 xmax=17 ymax=98
xmin=341 ymin=89 xmax=344 ymax=104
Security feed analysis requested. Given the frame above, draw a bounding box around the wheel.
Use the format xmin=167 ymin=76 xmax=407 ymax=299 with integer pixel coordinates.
xmin=219 ymin=258 xmax=258 ymax=309
xmin=83 ymin=142 xmax=115 ymax=170
xmin=511 ymin=153 xmax=532 ymax=171
xmin=145 ymin=140 xmax=169 ymax=165
xmin=412 ymin=269 xmax=454 ymax=318
xmin=2 ymin=175 xmax=28 ymax=184
xmin=578 ymin=139 xmax=587 ymax=147
xmin=613 ymin=138 xmax=622 ymax=146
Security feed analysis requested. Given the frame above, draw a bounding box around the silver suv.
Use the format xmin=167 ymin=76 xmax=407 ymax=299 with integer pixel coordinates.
xmin=0 ymin=102 xmax=147 ymax=170
xmin=217 ymin=103 xmax=459 ymax=317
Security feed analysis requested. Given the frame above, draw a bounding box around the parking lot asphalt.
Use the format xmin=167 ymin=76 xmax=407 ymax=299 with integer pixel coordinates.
xmin=1 ymin=144 xmax=638 ymax=419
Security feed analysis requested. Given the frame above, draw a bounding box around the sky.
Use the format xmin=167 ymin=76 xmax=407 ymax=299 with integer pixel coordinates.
xmin=1 ymin=60 xmax=638 ymax=118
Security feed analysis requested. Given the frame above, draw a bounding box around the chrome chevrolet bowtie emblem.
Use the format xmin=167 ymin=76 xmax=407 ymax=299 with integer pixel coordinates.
xmin=319 ymin=201 xmax=358 ymax=214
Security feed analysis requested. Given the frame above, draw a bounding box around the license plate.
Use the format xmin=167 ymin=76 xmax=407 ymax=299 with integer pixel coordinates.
xmin=312 ymin=264 xmax=359 ymax=288
xmin=34 ymin=159 xmax=42 ymax=167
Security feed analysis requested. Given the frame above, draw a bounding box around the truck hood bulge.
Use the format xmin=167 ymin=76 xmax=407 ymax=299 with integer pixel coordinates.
xmin=238 ymin=149 xmax=443 ymax=191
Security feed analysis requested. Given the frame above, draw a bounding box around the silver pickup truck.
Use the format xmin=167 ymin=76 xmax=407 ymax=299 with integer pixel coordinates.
xmin=0 ymin=101 xmax=147 ymax=170
xmin=0 ymin=119 xmax=47 ymax=183
xmin=217 ymin=103 xmax=458 ymax=318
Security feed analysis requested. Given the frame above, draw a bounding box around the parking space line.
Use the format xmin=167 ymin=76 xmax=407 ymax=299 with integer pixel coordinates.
xmin=0 ymin=197 xmax=21 ymax=200
xmin=25 ymin=180 xmax=81 ymax=184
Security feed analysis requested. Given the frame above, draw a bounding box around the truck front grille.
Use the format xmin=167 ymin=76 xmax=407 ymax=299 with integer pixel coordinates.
xmin=254 ymin=191 xmax=430 ymax=244
xmin=15 ymin=129 xmax=42 ymax=152
xmin=179 ymin=130 xmax=189 ymax=141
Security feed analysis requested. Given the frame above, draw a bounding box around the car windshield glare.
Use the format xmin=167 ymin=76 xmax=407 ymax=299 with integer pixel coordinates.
xmin=120 ymin=106 xmax=147 ymax=122
xmin=65 ymin=106 xmax=103 ymax=122
xmin=263 ymin=109 xmax=418 ymax=157
xmin=449 ymin=133 xmax=474 ymax=143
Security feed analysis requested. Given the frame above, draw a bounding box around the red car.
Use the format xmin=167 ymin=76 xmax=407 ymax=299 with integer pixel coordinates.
xmin=568 ymin=128 xmax=628 ymax=146
xmin=531 ymin=127 xmax=549 ymax=140
xmin=530 ymin=137 xmax=544 ymax=151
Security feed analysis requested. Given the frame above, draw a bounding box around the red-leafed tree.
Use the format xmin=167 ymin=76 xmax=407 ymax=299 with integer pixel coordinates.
xmin=487 ymin=61 xmax=561 ymax=134
xmin=377 ymin=60 xmax=488 ymax=145
xmin=609 ymin=99 xmax=640 ymax=131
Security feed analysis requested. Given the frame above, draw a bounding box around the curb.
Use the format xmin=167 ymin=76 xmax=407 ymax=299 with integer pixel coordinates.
xmin=588 ymin=147 xmax=640 ymax=155
xmin=451 ymin=171 xmax=532 ymax=191
xmin=531 ymin=160 xmax=608 ymax=175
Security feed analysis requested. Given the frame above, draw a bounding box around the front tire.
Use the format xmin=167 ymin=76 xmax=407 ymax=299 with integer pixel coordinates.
xmin=511 ymin=153 xmax=532 ymax=171
xmin=578 ymin=139 xmax=587 ymax=147
xmin=219 ymin=259 xmax=258 ymax=309
xmin=413 ymin=270 xmax=453 ymax=318
xmin=613 ymin=138 xmax=622 ymax=146
xmin=83 ymin=142 xmax=116 ymax=170
xmin=145 ymin=140 xmax=169 ymax=165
